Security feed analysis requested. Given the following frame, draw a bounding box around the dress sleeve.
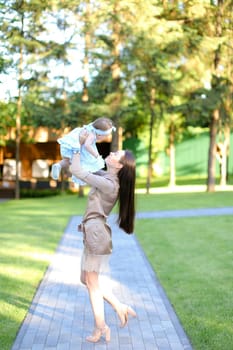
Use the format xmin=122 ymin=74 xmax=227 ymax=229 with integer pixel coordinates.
xmin=70 ymin=153 xmax=114 ymax=192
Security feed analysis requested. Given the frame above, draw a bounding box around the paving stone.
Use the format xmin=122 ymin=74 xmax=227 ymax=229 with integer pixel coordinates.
xmin=31 ymin=345 xmax=45 ymax=350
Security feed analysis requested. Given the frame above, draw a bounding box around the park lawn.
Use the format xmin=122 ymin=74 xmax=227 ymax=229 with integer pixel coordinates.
xmin=136 ymin=175 xmax=233 ymax=188
xmin=0 ymin=194 xmax=87 ymax=350
xmin=135 ymin=214 xmax=233 ymax=350
xmin=135 ymin=190 xmax=233 ymax=212
xmin=0 ymin=190 xmax=233 ymax=350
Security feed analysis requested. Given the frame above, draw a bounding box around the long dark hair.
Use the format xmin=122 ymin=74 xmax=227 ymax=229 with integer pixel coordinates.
xmin=117 ymin=150 xmax=136 ymax=234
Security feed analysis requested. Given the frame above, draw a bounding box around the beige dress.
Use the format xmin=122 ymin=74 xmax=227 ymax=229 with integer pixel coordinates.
xmin=72 ymin=158 xmax=119 ymax=273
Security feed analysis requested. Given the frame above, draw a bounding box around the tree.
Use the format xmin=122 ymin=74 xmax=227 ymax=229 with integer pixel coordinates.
xmin=1 ymin=0 xmax=232 ymax=195
xmin=215 ymin=0 xmax=233 ymax=188
xmin=207 ymin=0 xmax=224 ymax=192
xmin=124 ymin=0 xmax=186 ymax=191
xmin=166 ymin=0 xmax=233 ymax=191
xmin=0 ymin=0 xmax=52 ymax=198
xmin=0 ymin=0 xmax=82 ymax=197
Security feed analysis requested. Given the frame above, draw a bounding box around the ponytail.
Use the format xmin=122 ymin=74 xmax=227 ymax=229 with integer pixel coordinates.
xmin=117 ymin=150 xmax=136 ymax=234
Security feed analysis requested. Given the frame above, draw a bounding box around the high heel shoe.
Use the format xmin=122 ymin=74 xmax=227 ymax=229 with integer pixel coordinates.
xmin=86 ymin=324 xmax=111 ymax=343
xmin=117 ymin=304 xmax=137 ymax=327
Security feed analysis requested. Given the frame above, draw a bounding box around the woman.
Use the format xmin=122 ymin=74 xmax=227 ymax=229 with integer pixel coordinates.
xmin=70 ymin=150 xmax=137 ymax=343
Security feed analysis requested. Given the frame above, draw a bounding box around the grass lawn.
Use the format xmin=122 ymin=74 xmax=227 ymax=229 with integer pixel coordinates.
xmin=136 ymin=190 xmax=233 ymax=211
xmin=135 ymin=192 xmax=233 ymax=350
xmin=0 ymin=191 xmax=233 ymax=350
xmin=136 ymin=175 xmax=233 ymax=188
xmin=135 ymin=216 xmax=233 ymax=350
xmin=0 ymin=194 xmax=86 ymax=350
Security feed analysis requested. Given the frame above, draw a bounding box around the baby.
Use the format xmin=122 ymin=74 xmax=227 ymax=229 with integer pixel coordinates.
xmin=51 ymin=117 xmax=115 ymax=185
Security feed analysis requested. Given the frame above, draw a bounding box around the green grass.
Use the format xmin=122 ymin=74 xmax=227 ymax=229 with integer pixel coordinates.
xmin=0 ymin=191 xmax=233 ymax=350
xmin=0 ymin=194 xmax=86 ymax=350
xmin=136 ymin=191 xmax=233 ymax=212
xmin=135 ymin=196 xmax=233 ymax=350
xmin=136 ymin=175 xmax=233 ymax=188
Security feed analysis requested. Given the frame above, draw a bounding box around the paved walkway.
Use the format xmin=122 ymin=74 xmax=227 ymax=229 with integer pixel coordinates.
xmin=136 ymin=206 xmax=233 ymax=219
xmin=10 ymin=206 xmax=233 ymax=350
xmin=11 ymin=212 xmax=195 ymax=350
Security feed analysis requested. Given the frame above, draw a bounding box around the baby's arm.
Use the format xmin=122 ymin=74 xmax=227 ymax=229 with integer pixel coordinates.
xmin=79 ymin=129 xmax=101 ymax=158
xmin=82 ymin=131 xmax=100 ymax=158
xmin=85 ymin=132 xmax=99 ymax=158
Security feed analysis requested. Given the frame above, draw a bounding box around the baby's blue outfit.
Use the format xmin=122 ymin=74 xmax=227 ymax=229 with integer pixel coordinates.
xmin=57 ymin=124 xmax=105 ymax=185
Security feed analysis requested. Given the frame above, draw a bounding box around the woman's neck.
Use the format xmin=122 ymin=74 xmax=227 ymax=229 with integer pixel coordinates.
xmin=106 ymin=166 xmax=119 ymax=176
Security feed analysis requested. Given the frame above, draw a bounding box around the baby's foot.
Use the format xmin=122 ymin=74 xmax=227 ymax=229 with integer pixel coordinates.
xmin=51 ymin=163 xmax=61 ymax=180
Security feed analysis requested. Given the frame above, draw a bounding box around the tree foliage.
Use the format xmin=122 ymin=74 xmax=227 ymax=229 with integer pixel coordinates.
xmin=0 ymin=0 xmax=232 ymax=191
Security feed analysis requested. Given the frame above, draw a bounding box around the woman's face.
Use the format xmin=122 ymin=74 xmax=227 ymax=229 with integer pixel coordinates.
xmin=105 ymin=150 xmax=125 ymax=168
xmin=96 ymin=134 xmax=111 ymax=142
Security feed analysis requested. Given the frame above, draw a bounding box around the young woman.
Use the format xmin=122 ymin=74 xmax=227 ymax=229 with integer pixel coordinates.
xmin=70 ymin=149 xmax=137 ymax=343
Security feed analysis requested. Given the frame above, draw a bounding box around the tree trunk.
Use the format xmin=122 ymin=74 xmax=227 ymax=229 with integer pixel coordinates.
xmin=15 ymin=96 xmax=21 ymax=200
xmin=207 ymin=109 xmax=219 ymax=192
xmin=110 ymin=1 xmax=122 ymax=152
xmin=146 ymin=88 xmax=155 ymax=194
xmin=169 ymin=120 xmax=176 ymax=188
xmin=79 ymin=0 xmax=91 ymax=197
xmin=219 ymin=124 xmax=230 ymax=188
xmin=15 ymin=41 xmax=23 ymax=200
xmin=146 ymin=122 xmax=153 ymax=194
xmin=82 ymin=0 xmax=90 ymax=103
xmin=207 ymin=0 xmax=223 ymax=192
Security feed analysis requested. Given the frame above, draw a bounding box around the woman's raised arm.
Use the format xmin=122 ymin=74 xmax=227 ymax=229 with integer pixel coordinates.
xmin=70 ymin=153 xmax=115 ymax=193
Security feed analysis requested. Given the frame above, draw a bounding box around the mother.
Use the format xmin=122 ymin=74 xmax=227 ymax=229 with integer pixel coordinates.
xmin=71 ymin=150 xmax=137 ymax=343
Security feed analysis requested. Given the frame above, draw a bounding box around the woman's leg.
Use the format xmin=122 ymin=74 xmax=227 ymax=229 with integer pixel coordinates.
xmin=81 ymin=270 xmax=121 ymax=316
xmin=84 ymin=271 xmax=110 ymax=342
xmin=99 ymin=279 xmax=137 ymax=327
xmin=85 ymin=271 xmax=105 ymax=329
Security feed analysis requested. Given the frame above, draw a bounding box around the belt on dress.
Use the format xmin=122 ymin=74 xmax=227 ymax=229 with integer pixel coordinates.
xmin=77 ymin=216 xmax=107 ymax=232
